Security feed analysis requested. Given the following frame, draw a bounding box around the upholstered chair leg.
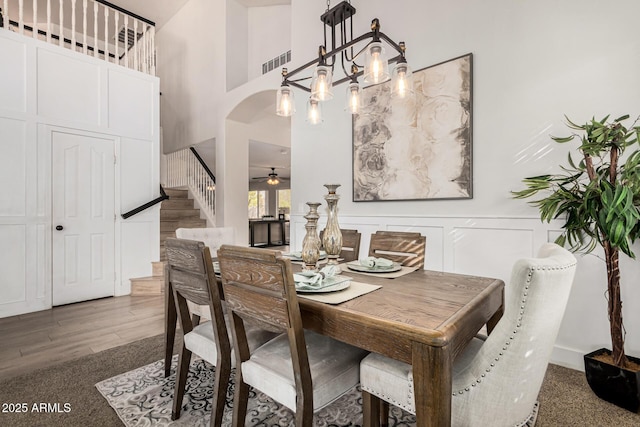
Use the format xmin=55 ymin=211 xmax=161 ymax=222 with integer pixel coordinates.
xmin=362 ymin=390 xmax=381 ymax=427
xmin=379 ymin=400 xmax=389 ymax=427
xmin=210 ymin=359 xmax=231 ymax=427
xmin=231 ymin=372 xmax=249 ymax=427
xmin=172 ymin=345 xmax=192 ymax=420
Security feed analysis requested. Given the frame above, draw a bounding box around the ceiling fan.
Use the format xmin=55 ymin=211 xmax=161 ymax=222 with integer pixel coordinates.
xmin=252 ymin=167 xmax=290 ymax=185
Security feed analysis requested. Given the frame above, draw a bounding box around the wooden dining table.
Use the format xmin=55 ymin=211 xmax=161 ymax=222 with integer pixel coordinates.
xmin=164 ymin=261 xmax=504 ymax=427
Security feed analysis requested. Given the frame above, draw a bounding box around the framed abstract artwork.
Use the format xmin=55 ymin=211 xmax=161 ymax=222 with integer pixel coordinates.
xmin=352 ymin=53 xmax=472 ymax=201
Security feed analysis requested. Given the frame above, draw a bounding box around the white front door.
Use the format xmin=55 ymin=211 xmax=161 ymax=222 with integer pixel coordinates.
xmin=52 ymin=131 xmax=115 ymax=306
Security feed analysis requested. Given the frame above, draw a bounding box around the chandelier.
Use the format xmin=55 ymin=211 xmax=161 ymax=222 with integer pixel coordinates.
xmin=276 ymin=1 xmax=413 ymax=124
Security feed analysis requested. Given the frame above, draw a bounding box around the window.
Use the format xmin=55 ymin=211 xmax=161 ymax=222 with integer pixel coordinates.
xmin=277 ymin=189 xmax=291 ymax=216
xmin=248 ymin=190 xmax=267 ymax=218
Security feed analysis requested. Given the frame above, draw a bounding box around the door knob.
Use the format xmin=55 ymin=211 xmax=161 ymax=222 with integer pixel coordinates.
xmin=56 ymin=225 xmax=64 ymax=231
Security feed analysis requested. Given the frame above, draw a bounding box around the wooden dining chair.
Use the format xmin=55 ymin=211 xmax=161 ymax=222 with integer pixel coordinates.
xmin=217 ymin=245 xmax=369 ymax=427
xmin=367 ymin=230 xmax=426 ymax=268
xmin=165 ymin=238 xmax=277 ymax=427
xmin=359 ymin=243 xmax=577 ymax=427
xmin=319 ymin=228 xmax=362 ymax=262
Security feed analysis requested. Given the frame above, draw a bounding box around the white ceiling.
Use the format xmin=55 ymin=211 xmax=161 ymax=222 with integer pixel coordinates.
xmin=106 ymin=0 xmax=190 ymax=29
xmin=110 ymin=0 xmax=290 ymax=30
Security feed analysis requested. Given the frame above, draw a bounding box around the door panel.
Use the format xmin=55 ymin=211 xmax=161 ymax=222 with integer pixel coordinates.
xmin=52 ymin=132 xmax=115 ymax=305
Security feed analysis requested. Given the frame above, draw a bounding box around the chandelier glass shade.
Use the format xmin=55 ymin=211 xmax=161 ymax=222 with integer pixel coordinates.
xmin=391 ymin=59 xmax=413 ymax=98
xmin=346 ymin=81 xmax=361 ymax=114
xmin=311 ymin=65 xmax=334 ymax=101
xmin=363 ymin=41 xmax=390 ymax=84
xmin=306 ymin=98 xmax=323 ymax=124
xmin=275 ymin=1 xmax=411 ymax=122
xmin=276 ymin=85 xmax=295 ymax=117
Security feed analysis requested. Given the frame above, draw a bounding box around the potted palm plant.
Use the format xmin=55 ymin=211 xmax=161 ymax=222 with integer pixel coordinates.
xmin=512 ymin=114 xmax=640 ymax=413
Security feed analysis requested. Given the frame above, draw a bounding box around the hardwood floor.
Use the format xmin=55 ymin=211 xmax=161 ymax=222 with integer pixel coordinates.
xmin=0 ymin=295 xmax=165 ymax=381
xmin=0 ymin=245 xmax=291 ymax=381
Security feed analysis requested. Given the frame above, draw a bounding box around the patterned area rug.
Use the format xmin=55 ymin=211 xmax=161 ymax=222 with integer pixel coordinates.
xmin=96 ymin=355 xmax=416 ymax=426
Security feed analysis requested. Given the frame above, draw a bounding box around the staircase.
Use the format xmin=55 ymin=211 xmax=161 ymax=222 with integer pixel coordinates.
xmin=130 ymin=188 xmax=206 ymax=295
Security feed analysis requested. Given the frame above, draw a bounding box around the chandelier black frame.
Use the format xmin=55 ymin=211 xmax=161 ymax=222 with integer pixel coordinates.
xmin=276 ymin=1 xmax=412 ymax=121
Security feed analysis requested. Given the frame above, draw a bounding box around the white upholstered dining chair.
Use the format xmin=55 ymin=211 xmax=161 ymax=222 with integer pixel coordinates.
xmin=217 ymin=245 xmax=369 ymax=427
xmin=360 ymin=243 xmax=577 ymax=427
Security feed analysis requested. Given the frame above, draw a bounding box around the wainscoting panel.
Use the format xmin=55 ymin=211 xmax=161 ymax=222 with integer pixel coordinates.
xmin=0 ymin=36 xmax=27 ymax=114
xmin=119 ymin=137 xmax=154 ymax=213
xmin=452 ymin=227 xmax=534 ymax=284
xmin=0 ymin=118 xmax=26 ymax=217
xmin=108 ymin=70 xmax=156 ymax=140
xmin=37 ymin=49 xmax=102 ymax=126
xmin=119 ymin=218 xmax=160 ymax=295
xmin=0 ymin=225 xmax=27 ymax=305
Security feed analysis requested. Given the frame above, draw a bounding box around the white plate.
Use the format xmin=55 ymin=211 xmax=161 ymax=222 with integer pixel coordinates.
xmin=346 ymin=261 xmax=402 ymax=273
xmin=296 ymin=280 xmax=351 ymax=293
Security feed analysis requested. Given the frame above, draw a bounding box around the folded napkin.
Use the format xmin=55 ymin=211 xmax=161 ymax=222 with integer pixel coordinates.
xmin=294 ymin=265 xmax=344 ymax=291
xmin=359 ymin=257 xmax=394 ymax=269
xmin=284 ymin=250 xmax=327 ymax=260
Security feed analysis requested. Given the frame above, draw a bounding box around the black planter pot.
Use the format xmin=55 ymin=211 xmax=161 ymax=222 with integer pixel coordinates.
xmin=584 ymin=348 xmax=640 ymax=413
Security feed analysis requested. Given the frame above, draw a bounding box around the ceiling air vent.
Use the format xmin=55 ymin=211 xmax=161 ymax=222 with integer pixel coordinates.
xmin=262 ymin=50 xmax=291 ymax=75
xmin=115 ymin=26 xmax=142 ymax=49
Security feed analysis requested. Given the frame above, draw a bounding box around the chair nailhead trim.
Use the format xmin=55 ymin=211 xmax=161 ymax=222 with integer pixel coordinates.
xmin=452 ymin=260 xmax=576 ymax=399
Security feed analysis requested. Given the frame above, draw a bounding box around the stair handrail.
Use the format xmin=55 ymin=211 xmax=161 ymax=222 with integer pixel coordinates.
xmin=1 ymin=0 xmax=155 ymax=75
xmin=122 ymin=185 xmax=169 ymax=219
xmin=189 ymin=147 xmax=216 ymax=183
xmin=165 ymin=147 xmax=216 ymax=226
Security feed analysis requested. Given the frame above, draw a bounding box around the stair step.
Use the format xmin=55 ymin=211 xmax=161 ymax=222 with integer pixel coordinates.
xmin=160 ymin=219 xmax=207 ymax=231
xmin=160 ymin=209 xmax=201 ymax=220
xmin=161 ymin=231 xmax=177 ymax=240
xmin=130 ymin=276 xmax=164 ymax=295
xmin=152 ymin=261 xmax=166 ymax=277
xmin=163 ymin=188 xmax=189 ymax=198
xmin=161 ymin=198 xmax=194 ymax=209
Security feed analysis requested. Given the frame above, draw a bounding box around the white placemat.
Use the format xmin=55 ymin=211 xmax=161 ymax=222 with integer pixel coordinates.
xmin=298 ymin=281 xmax=381 ymax=304
xmin=339 ymin=263 xmax=419 ymax=279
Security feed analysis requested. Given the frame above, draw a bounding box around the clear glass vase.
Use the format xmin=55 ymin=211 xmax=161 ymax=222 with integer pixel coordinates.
xmin=301 ymin=202 xmax=321 ymax=271
xmin=322 ymin=184 xmax=342 ymax=269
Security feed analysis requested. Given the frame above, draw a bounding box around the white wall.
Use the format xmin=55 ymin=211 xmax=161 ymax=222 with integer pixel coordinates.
xmin=156 ymin=0 xmax=225 ymax=154
xmin=0 ymin=29 xmax=160 ymax=318
xmin=248 ymin=5 xmax=291 ymax=81
xmin=226 ymin=0 xmax=248 ymax=91
xmin=288 ymin=0 xmax=640 ymax=370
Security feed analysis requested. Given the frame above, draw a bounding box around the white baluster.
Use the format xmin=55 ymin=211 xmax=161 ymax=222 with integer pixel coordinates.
xmin=18 ymin=0 xmax=24 ymax=35
xmin=93 ymin=1 xmax=98 ymax=57
xmin=71 ymin=0 xmax=76 ymax=51
xmin=123 ymin=14 xmax=129 ymax=68
xmin=3 ymin=0 xmax=8 ymax=32
xmin=82 ymin=0 xmax=87 ymax=54
xmin=58 ymin=0 xmax=63 ymax=46
xmin=46 ymin=0 xmax=51 ymax=43
xmin=149 ymin=26 xmax=156 ymax=75
xmin=33 ymin=0 xmax=38 ymax=39
xmin=103 ymin=6 xmax=108 ymax=62
xmin=133 ymin=19 xmax=138 ymax=71
xmin=114 ymin=12 xmax=119 ymax=65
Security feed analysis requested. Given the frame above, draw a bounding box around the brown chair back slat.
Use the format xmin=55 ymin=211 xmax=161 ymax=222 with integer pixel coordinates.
xmin=219 ymin=245 xmax=298 ymax=332
xmin=368 ymin=231 xmax=426 ymax=268
xmin=319 ymin=228 xmax=362 ymax=262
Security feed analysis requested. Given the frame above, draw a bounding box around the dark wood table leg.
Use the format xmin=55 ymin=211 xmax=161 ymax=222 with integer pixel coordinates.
xmin=412 ymin=342 xmax=452 ymax=427
xmin=164 ymin=280 xmax=176 ymax=377
xmin=486 ymin=302 xmax=504 ymax=335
